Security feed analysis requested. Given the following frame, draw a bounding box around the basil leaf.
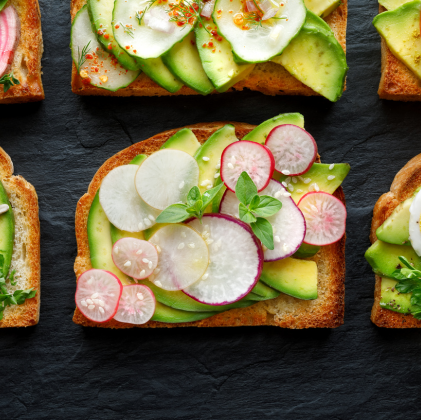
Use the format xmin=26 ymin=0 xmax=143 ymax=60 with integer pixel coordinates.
xmin=248 ymin=195 xmax=260 ymax=211
xmin=201 ymin=183 xmax=224 ymax=210
xmin=239 ymin=203 xmax=256 ymax=224
xmin=235 ymin=171 xmax=257 ymax=206
xmin=187 ymin=186 xmax=201 ymax=207
xmin=251 ymin=218 xmax=274 ymax=250
xmin=252 ymin=195 xmax=282 ymax=218
xmin=156 ymin=204 xmax=190 ymax=223
xmin=0 ymin=73 xmax=20 ymax=93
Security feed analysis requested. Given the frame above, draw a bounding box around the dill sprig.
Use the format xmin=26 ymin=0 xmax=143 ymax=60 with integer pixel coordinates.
xmin=120 ymin=22 xmax=135 ymax=38
xmin=77 ymin=40 xmax=92 ymax=71
xmin=136 ymin=0 xmax=158 ymax=25
xmin=243 ymin=12 xmax=263 ymax=28
xmin=167 ymin=0 xmax=211 ymax=34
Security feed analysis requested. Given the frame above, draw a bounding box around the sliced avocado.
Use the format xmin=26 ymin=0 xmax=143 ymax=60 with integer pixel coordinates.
xmin=0 ymin=180 xmax=14 ymax=277
xmin=242 ymin=113 xmax=305 ymax=144
xmin=276 ymin=163 xmax=350 ymax=203
xmin=294 ymin=242 xmax=321 ymax=258
xmin=160 ymin=128 xmax=201 ymax=156
xmin=129 ymin=154 xmax=147 ymax=166
xmin=304 ymin=9 xmax=335 ymax=30
xmin=87 ymin=192 xmax=131 ymax=285
xmin=195 ymin=23 xmax=255 ymax=92
xmin=380 ymin=277 xmax=415 ymax=313
xmin=365 ymin=240 xmax=421 ymax=278
xmin=162 ymin=32 xmax=214 ymax=96
xmin=379 ymin=0 xmax=412 ymax=11
xmin=110 ymin=224 xmax=144 ymax=244
xmin=272 ymin=14 xmax=348 ymax=102
xmin=304 ymin=0 xmax=341 ymax=17
xmin=152 ymin=301 xmax=218 ymax=323
xmin=373 ymin=1 xmax=421 ymax=81
xmin=250 ymin=281 xmax=281 ymax=300
xmin=194 ymin=124 xmax=238 ymax=194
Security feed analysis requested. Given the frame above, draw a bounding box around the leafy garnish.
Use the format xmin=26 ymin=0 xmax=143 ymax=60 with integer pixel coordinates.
xmin=0 ymin=0 xmax=8 ymax=12
xmin=136 ymin=0 xmax=158 ymax=25
xmin=121 ymin=23 xmax=135 ymax=38
xmin=77 ymin=40 xmax=92 ymax=71
xmin=0 ymin=73 xmax=20 ymax=93
xmin=167 ymin=0 xmax=211 ymax=34
xmin=156 ymin=183 xmax=225 ymax=224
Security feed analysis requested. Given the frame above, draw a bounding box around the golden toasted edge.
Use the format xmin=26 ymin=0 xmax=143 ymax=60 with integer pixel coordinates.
xmin=0 ymin=0 xmax=44 ymax=104
xmin=70 ymin=0 xmax=347 ymax=97
xmin=0 ymin=147 xmax=40 ymax=327
xmin=370 ymin=154 xmax=421 ymax=327
xmin=72 ymin=122 xmax=346 ymax=329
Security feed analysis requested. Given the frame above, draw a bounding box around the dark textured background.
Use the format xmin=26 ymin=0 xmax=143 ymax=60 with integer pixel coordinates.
xmin=2 ymin=0 xmax=421 ymax=418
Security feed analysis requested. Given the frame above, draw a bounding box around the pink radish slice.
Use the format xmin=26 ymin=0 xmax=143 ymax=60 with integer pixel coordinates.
xmin=114 ymin=284 xmax=156 ymax=325
xmin=0 ymin=6 xmax=20 ymax=78
xmin=298 ymin=191 xmax=346 ymax=246
xmin=220 ymin=141 xmax=275 ymax=193
xmin=185 ymin=214 xmax=263 ymax=305
xmin=75 ymin=269 xmax=123 ymax=323
xmin=112 ymin=238 xmax=158 ymax=280
xmin=265 ymin=125 xmax=317 ymax=176
xmin=220 ymin=179 xmax=306 ymax=261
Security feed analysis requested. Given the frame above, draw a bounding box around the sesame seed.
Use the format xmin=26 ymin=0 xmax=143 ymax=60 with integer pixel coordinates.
xmin=138 ymin=222 xmax=145 ymax=230
xmin=148 ymin=214 xmax=155 ymax=222
xmin=283 ymin=192 xmax=291 ymax=197
xmin=188 ymin=243 xmax=195 ymax=248
xmin=297 ymin=189 xmax=303 ymax=193
xmin=231 ymin=156 xmax=236 ymax=163
xmin=327 ymin=175 xmax=336 ymax=181
xmin=155 ymin=281 xmax=162 ymax=287
xmin=81 ymin=300 xmax=87 ymax=307
xmin=215 ymin=163 xmax=221 ymax=169
xmin=98 ymin=300 xmax=105 ymax=307
xmin=136 ymin=249 xmax=143 ymax=255
xmin=200 ymin=179 xmax=211 ymax=187
xmin=202 ymin=156 xmax=210 ymax=161
xmin=303 ymin=178 xmax=311 ymax=184
xmin=181 ymin=231 xmax=187 ymax=238
xmin=274 ymin=236 xmax=280 ymax=243
xmin=0 ymin=204 xmax=9 ymax=214
xmin=285 ymin=177 xmax=291 ymax=184
xmin=202 ymin=273 xmax=209 ymax=280
xmin=298 ymin=176 xmax=304 ymax=181
xmin=99 ymin=307 xmax=105 ymax=314
xmin=292 ymin=177 xmax=297 ymax=184
xmin=179 ymin=181 xmax=185 ymax=189
xmin=91 ymin=292 xmax=99 ymax=299
xmin=93 ymin=299 xmax=100 ymax=305
xmin=87 ymin=299 xmax=93 ymax=305
xmin=206 ymin=239 xmax=214 ymax=245
xmin=142 ymin=258 xmax=149 ymax=263
xmin=87 ymin=277 xmax=94 ymax=285
xmin=227 ymin=163 xmax=234 ymax=169
xmin=202 ymin=231 xmax=209 ymax=239
xmin=139 ymin=269 xmax=146 ymax=277
xmin=154 ymin=268 xmax=161 ymax=274
xmin=281 ymin=169 xmax=290 ymax=175
xmin=329 ymin=164 xmax=335 ymax=170
xmin=283 ymin=243 xmax=289 ymax=251
xmin=288 ymin=184 xmax=294 ymax=192
xmin=156 ymin=245 xmax=161 ymax=253
xmin=310 ymin=204 xmax=318 ymax=212
xmin=88 ymin=305 xmax=95 ymax=310
xmin=207 ymin=184 xmax=213 ymax=189
xmin=281 ymin=181 xmax=287 ymax=187
xmin=314 ymin=183 xmax=320 ymax=192
xmin=114 ymin=246 xmax=119 ymax=254
xmin=144 ymin=218 xmax=152 ymax=227
xmin=214 ymin=173 xmax=220 ymax=178
xmin=178 ymin=242 xmax=185 ymax=249
xmin=137 ymin=293 xmax=144 ymax=300
xmin=124 ymin=260 xmax=131 ymax=267
xmin=148 ymin=261 xmax=153 ymax=269
xmin=274 ymin=191 xmax=282 ymax=198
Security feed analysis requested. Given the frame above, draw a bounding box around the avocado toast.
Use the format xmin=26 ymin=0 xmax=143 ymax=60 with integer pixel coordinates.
xmin=73 ymin=113 xmax=349 ymax=329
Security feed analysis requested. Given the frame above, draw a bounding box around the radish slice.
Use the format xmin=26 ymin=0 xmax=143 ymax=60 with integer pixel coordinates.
xmin=148 ymin=224 xmax=209 ymax=291
xmin=220 ymin=141 xmax=275 ymax=192
xmin=0 ymin=6 xmax=20 ymax=78
xmin=75 ymin=269 xmax=123 ymax=323
xmin=99 ymin=165 xmax=160 ymax=232
xmin=265 ymin=125 xmax=317 ymax=176
xmin=114 ymin=284 xmax=156 ymax=324
xmin=112 ymin=238 xmax=158 ymax=279
xmin=135 ymin=150 xmax=200 ymax=211
xmin=298 ymin=191 xmax=346 ymax=246
xmin=185 ymin=214 xmax=263 ymax=305
xmin=220 ymin=179 xmax=306 ymax=261
xmin=201 ymin=0 xmax=215 ymax=17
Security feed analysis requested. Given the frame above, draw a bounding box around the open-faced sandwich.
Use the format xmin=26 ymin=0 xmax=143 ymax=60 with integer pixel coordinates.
xmin=373 ymin=0 xmax=421 ymax=101
xmin=366 ymin=155 xmax=421 ymax=327
xmin=0 ymin=0 xmax=44 ymax=104
xmin=0 ymin=147 xmax=40 ymax=328
xmin=73 ymin=113 xmax=350 ymax=329
xmin=70 ymin=0 xmax=347 ymax=101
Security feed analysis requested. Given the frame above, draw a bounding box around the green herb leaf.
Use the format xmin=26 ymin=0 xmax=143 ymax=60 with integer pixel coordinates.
xmin=235 ymin=171 xmax=258 ymax=206
xmin=250 ymin=217 xmax=274 ymax=250
xmin=187 ymin=186 xmax=201 ymax=207
xmin=248 ymin=195 xmax=260 ymax=211
xmin=156 ymin=204 xmax=190 ymax=223
xmin=0 ymin=0 xmax=8 ymax=12
xmin=0 ymin=73 xmax=20 ymax=93
xmin=239 ymin=203 xmax=257 ymax=224
xmin=252 ymin=195 xmax=282 ymax=218
xmin=201 ymin=183 xmax=224 ymax=210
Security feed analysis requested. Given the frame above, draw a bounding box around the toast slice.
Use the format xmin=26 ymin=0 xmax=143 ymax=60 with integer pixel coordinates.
xmin=73 ymin=122 xmax=346 ymax=329
xmin=0 ymin=148 xmax=40 ymax=327
xmin=370 ymin=154 xmax=421 ymax=327
xmin=70 ymin=0 xmax=347 ymax=98
xmin=0 ymin=0 xmax=44 ymax=104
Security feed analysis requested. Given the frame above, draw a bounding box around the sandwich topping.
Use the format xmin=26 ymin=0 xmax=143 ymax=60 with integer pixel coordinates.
xmin=75 ymin=113 xmax=349 ymax=325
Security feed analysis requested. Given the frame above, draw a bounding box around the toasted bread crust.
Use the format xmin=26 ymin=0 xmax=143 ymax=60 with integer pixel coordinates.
xmin=0 ymin=148 xmax=40 ymax=327
xmin=73 ymin=122 xmax=346 ymax=329
xmin=370 ymin=154 xmax=421 ymax=327
xmin=0 ymin=0 xmax=44 ymax=104
xmin=70 ymin=0 xmax=347 ymax=98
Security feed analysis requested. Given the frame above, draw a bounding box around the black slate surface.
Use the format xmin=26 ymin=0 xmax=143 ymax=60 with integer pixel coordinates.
xmin=2 ymin=0 xmax=421 ymax=418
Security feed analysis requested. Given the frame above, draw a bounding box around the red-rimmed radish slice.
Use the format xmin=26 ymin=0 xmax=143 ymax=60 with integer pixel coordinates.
xmin=99 ymin=165 xmax=160 ymax=232
xmin=265 ymin=125 xmax=317 ymax=176
xmin=185 ymin=214 xmax=263 ymax=305
xmin=220 ymin=141 xmax=275 ymax=192
xmin=113 ymin=284 xmax=156 ymax=325
xmin=0 ymin=6 xmax=20 ymax=78
xmin=148 ymin=224 xmax=209 ymax=291
xmin=135 ymin=149 xmax=200 ymax=211
xmin=220 ymin=179 xmax=306 ymax=261
xmin=75 ymin=269 xmax=123 ymax=323
xmin=112 ymin=238 xmax=158 ymax=279
xmin=298 ymin=191 xmax=346 ymax=246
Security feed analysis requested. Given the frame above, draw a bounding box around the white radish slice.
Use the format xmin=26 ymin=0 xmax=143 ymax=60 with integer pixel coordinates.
xmin=75 ymin=269 xmax=123 ymax=323
xmin=220 ymin=179 xmax=306 ymax=261
xmin=99 ymin=165 xmax=160 ymax=232
xmin=0 ymin=6 xmax=20 ymax=78
xmin=112 ymin=238 xmax=158 ymax=279
xmin=185 ymin=214 xmax=263 ymax=305
xmin=135 ymin=149 xmax=200 ymax=210
xmin=220 ymin=141 xmax=275 ymax=192
xmin=114 ymin=284 xmax=156 ymax=325
xmin=265 ymin=125 xmax=317 ymax=176
xmin=409 ymin=190 xmax=421 ymax=256
xmin=298 ymin=191 xmax=346 ymax=246
xmin=148 ymin=224 xmax=209 ymax=291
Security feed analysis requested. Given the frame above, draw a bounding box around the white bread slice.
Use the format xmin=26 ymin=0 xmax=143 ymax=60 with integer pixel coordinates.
xmin=0 ymin=147 xmax=40 ymax=327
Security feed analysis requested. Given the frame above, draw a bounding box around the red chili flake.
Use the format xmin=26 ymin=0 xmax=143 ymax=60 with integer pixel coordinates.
xmin=104 ymin=34 xmax=110 ymax=39
xmin=95 ymin=68 xmax=99 ymax=72
xmin=217 ymin=9 xmax=222 ymax=13
xmin=186 ymin=12 xmax=191 ymax=17
xmin=199 ymin=23 xmax=203 ymax=27
xmin=177 ymin=21 xmax=185 ymax=26
xmin=82 ymin=78 xmax=91 ymax=85
xmin=86 ymin=53 xmax=94 ymax=59
xmin=211 ymin=30 xmax=217 ymax=36
xmin=202 ymin=43 xmax=207 ymax=47
xmin=192 ymin=2 xmax=199 ymax=9
xmin=188 ymin=17 xmax=194 ymax=24
xmin=126 ymin=46 xmax=130 ymax=49
xmin=190 ymin=40 xmax=195 ymax=45
xmin=115 ymin=24 xmax=120 ymax=29
xmin=133 ymin=49 xmax=137 ymax=53
xmin=217 ymin=37 xmax=223 ymax=42
xmin=212 ymin=49 xmax=216 ymax=53
xmin=208 ymin=42 xmax=214 ymax=47
xmin=107 ymin=44 xmax=112 ymax=50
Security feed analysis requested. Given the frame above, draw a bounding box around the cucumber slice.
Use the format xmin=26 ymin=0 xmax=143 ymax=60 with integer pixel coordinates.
xmin=0 ymin=180 xmax=14 ymax=277
xmin=113 ymin=0 xmax=194 ymax=59
xmin=163 ymin=32 xmax=214 ymax=95
xmin=195 ymin=22 xmax=255 ymax=92
xmin=213 ymin=0 xmax=306 ymax=63
xmin=71 ymin=6 xmax=140 ymax=92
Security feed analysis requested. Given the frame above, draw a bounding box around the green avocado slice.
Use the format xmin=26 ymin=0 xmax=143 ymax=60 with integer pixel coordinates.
xmin=152 ymin=301 xmax=218 ymax=323
xmin=380 ymin=277 xmax=416 ymax=313
xmin=293 ymin=243 xmax=321 ymax=258
xmin=0 ymin=180 xmax=14 ymax=277
xmin=379 ymin=0 xmax=412 ymax=11
xmin=160 ymin=128 xmax=201 ymax=156
xmin=304 ymin=0 xmax=341 ymax=18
